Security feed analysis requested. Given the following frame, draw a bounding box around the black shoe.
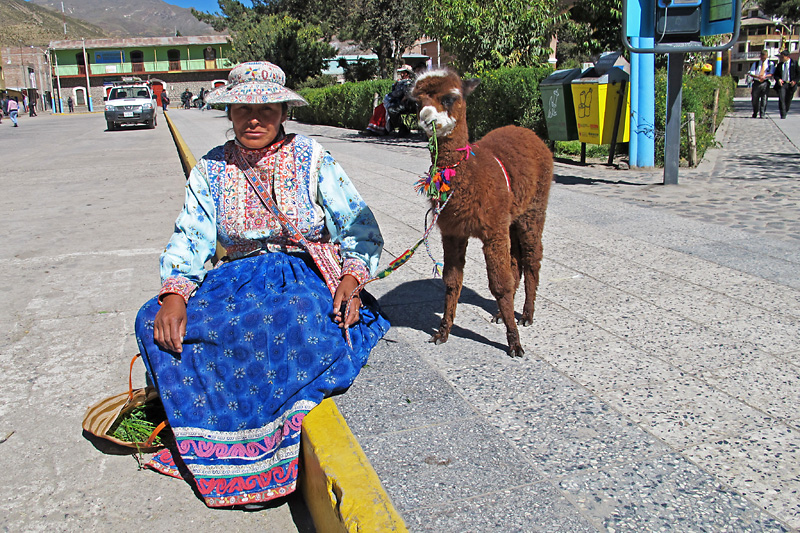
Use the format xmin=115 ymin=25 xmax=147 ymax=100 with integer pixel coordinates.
xmin=752 ymin=113 xmax=758 ymax=118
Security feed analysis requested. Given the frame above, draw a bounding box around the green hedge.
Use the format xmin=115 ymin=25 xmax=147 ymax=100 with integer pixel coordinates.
xmin=294 ymin=66 xmax=553 ymax=138
xmin=465 ymin=66 xmax=553 ymax=140
xmin=294 ymin=66 xmax=734 ymax=168
xmin=295 ymin=79 xmax=394 ymax=130
xmin=654 ymin=70 xmax=735 ymax=166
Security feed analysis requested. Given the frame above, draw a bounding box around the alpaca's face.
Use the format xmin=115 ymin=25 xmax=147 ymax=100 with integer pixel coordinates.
xmin=411 ymin=72 xmax=465 ymax=138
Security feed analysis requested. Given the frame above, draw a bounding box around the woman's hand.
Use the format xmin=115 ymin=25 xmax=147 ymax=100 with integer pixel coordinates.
xmin=333 ymin=274 xmax=361 ymax=328
xmin=154 ymin=294 xmax=187 ymax=353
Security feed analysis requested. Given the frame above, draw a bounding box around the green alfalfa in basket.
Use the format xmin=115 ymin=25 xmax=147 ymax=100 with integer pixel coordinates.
xmin=107 ymin=397 xmax=169 ymax=451
xmin=109 ymin=404 xmax=164 ymax=445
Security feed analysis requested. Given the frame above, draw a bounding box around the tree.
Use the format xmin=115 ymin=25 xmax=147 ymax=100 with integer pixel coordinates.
xmin=760 ymin=0 xmax=800 ymax=21
xmin=229 ymin=15 xmax=336 ymax=86
xmin=760 ymin=0 xmax=800 ymax=51
xmin=338 ymin=0 xmax=425 ymax=78
xmin=567 ymin=0 xmax=622 ymax=57
xmin=192 ymin=1 xmax=336 ymax=86
xmin=421 ymin=0 xmax=564 ymax=73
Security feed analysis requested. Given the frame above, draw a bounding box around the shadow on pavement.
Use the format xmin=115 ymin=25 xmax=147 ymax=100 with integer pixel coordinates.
xmin=377 ymin=279 xmax=509 ymax=353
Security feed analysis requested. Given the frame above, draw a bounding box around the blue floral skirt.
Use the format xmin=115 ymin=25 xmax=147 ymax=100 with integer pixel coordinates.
xmin=134 ymin=252 xmax=389 ymax=508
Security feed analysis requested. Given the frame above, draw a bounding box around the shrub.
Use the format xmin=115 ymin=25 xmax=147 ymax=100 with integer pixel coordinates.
xmin=295 ymin=79 xmax=394 ymax=130
xmin=654 ymin=70 xmax=735 ymax=166
xmin=294 ymin=66 xmax=733 ymax=169
xmin=296 ymin=74 xmax=339 ymax=90
xmin=465 ymin=65 xmax=553 ymax=140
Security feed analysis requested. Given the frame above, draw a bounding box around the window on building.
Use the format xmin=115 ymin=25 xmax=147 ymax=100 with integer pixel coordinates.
xmin=168 ymin=49 xmax=181 ymax=71
xmin=739 ymin=43 xmax=746 ymax=53
xmin=131 ymin=50 xmax=144 ymax=73
xmin=203 ymin=46 xmax=217 ymax=69
xmin=75 ymin=53 xmax=86 ymax=75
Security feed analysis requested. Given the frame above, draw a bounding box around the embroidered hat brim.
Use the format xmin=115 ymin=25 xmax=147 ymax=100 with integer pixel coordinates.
xmin=205 ymin=80 xmax=308 ymax=106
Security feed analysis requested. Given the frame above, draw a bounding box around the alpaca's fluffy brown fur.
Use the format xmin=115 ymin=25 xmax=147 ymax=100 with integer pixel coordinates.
xmin=412 ymin=69 xmax=553 ymax=357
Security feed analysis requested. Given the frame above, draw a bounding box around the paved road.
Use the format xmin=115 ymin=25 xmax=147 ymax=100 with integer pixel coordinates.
xmin=3 ymin=97 xmax=799 ymax=531
xmin=169 ymin=101 xmax=800 ymax=531
xmin=0 ymin=110 xmax=313 ymax=532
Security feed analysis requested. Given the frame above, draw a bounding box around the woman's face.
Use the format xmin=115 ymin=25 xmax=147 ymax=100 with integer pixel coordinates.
xmin=230 ymin=103 xmax=287 ymax=149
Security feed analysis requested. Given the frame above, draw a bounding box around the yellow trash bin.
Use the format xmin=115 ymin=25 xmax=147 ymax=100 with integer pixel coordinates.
xmin=571 ymin=66 xmax=630 ymax=145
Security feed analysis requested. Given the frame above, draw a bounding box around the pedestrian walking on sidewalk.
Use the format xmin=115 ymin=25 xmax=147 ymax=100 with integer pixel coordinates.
xmin=132 ymin=61 xmax=389 ymax=509
xmin=67 ymin=96 xmax=74 ymax=113
xmin=774 ymin=50 xmax=800 ymax=119
xmin=748 ymin=50 xmax=774 ymax=118
xmin=7 ymin=97 xmax=19 ymax=127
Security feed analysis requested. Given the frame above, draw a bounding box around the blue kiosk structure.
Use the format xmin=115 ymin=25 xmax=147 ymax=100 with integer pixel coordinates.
xmin=622 ymin=0 xmax=741 ymax=183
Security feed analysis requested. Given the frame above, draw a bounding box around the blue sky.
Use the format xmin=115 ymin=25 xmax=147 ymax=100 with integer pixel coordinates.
xmin=165 ymin=0 xmax=252 ymax=14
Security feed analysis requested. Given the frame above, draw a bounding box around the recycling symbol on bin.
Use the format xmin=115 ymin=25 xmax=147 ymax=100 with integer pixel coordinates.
xmin=577 ymin=88 xmax=593 ymax=119
xmin=547 ymin=88 xmax=559 ymax=119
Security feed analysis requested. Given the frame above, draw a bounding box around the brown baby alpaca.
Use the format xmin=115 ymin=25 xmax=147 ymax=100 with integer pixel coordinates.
xmin=411 ymin=69 xmax=553 ymax=357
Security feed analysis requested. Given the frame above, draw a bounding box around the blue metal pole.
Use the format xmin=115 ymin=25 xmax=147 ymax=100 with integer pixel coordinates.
xmin=715 ymin=51 xmax=722 ymax=76
xmin=638 ymin=37 xmax=656 ymax=167
xmin=664 ymin=52 xmax=685 ymax=184
xmin=630 ymin=37 xmax=640 ymax=167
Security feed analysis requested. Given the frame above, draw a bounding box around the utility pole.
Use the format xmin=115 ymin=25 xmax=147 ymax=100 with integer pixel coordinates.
xmin=82 ymin=38 xmax=93 ymax=111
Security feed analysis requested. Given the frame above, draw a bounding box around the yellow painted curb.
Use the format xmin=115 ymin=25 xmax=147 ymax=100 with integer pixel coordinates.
xmin=164 ymin=111 xmax=197 ymax=171
xmin=165 ymin=114 xmax=406 ymax=532
xmin=301 ymin=398 xmax=407 ymax=533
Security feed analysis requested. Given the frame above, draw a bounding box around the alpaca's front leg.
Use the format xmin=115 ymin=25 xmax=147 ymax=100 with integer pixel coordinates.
xmin=430 ymin=235 xmax=468 ymax=345
xmin=482 ymin=232 xmax=524 ymax=357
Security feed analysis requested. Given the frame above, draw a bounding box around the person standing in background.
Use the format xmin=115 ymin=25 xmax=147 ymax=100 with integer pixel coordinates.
xmin=774 ymin=50 xmax=800 ymax=119
xmin=7 ymin=97 xmax=19 ymax=127
xmin=747 ymin=50 xmax=774 ymax=119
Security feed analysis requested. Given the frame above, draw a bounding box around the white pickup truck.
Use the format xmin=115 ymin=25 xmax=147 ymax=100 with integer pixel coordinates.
xmin=104 ymin=83 xmax=157 ymax=130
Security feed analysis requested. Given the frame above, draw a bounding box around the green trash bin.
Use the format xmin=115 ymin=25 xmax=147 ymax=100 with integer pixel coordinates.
xmin=540 ymin=68 xmax=582 ymax=141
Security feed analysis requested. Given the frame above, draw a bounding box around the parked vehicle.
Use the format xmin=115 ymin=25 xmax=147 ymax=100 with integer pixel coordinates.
xmin=104 ymin=81 xmax=157 ymax=130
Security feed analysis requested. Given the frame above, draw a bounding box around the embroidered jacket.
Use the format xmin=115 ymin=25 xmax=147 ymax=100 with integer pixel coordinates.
xmin=159 ymin=134 xmax=383 ymax=302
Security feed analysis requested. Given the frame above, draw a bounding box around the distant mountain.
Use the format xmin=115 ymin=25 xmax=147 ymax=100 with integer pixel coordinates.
xmin=0 ymin=0 xmax=110 ymax=47
xmin=27 ymin=0 xmax=221 ymax=38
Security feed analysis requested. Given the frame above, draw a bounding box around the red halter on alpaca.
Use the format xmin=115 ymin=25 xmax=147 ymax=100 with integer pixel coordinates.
xmin=411 ymin=69 xmax=553 ymax=357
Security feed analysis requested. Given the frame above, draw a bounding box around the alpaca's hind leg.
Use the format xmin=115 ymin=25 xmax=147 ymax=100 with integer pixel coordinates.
xmin=482 ymin=231 xmax=523 ymax=357
xmin=491 ymin=223 xmax=522 ymax=324
xmin=517 ymin=207 xmax=547 ymax=327
xmin=430 ymin=235 xmax=468 ymax=346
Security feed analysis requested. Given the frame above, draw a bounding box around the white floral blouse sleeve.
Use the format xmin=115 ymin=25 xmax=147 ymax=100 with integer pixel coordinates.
xmin=158 ymin=159 xmax=217 ymax=303
xmin=316 ymin=153 xmax=383 ymax=283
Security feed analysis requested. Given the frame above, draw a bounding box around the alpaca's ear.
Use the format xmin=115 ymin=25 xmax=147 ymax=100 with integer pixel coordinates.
xmin=462 ymin=78 xmax=480 ymax=96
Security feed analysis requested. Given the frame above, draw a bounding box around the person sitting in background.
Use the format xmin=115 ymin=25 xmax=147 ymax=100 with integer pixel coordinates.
xmin=363 ymin=64 xmax=417 ymax=136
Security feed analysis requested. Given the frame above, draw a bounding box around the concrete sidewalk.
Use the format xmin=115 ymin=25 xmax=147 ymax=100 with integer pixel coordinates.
xmin=1 ymin=97 xmax=797 ymax=531
xmin=170 ymin=98 xmax=799 ymax=531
